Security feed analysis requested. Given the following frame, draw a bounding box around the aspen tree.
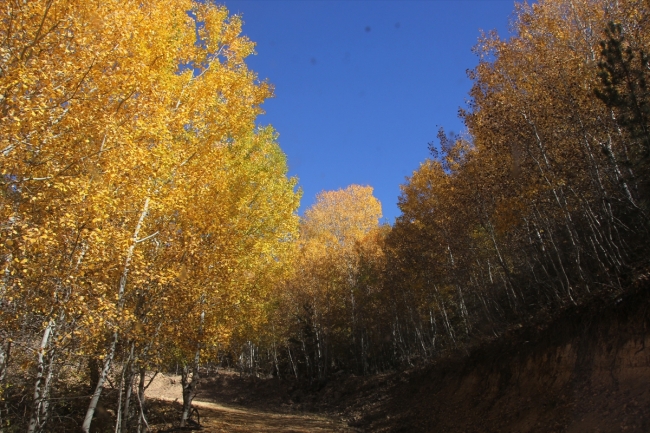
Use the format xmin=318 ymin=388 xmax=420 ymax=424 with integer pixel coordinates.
xmin=279 ymin=186 xmax=383 ymax=378
xmin=2 ymin=0 xmax=298 ymax=430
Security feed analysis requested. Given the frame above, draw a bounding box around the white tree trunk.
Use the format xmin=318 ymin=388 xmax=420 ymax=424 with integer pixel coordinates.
xmin=82 ymin=197 xmax=150 ymax=433
xmin=27 ymin=319 xmax=55 ymax=433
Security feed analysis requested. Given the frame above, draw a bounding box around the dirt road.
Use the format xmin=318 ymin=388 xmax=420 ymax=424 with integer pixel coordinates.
xmin=145 ymin=373 xmax=357 ymax=432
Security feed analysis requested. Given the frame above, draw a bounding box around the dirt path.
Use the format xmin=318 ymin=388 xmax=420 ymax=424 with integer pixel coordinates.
xmin=146 ymin=373 xmax=357 ymax=432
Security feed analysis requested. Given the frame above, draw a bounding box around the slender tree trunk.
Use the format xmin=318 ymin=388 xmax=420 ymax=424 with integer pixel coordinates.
xmin=83 ymin=331 xmax=118 ymax=432
xmin=0 ymin=340 xmax=10 ymax=433
xmin=136 ymin=368 xmax=149 ymax=433
xmin=434 ymin=286 xmax=456 ymax=345
xmin=121 ymin=368 xmax=134 ymax=433
xmin=115 ymin=343 xmax=134 ymax=433
xmin=82 ymin=197 xmax=150 ymax=433
xmin=181 ymin=303 xmax=204 ymax=428
xmin=272 ymin=340 xmax=280 ymax=379
xmin=428 ymin=308 xmax=437 ymax=351
xmin=287 ymin=346 xmax=298 ymax=379
xmin=37 ymin=349 xmax=56 ymax=432
xmin=27 ymin=318 xmax=55 ymax=433
xmin=114 ymin=357 xmax=125 ymax=433
xmin=180 ymin=348 xmax=201 ymax=427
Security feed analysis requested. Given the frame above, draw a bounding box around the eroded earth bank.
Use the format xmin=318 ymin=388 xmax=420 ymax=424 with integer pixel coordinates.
xmin=146 ymin=286 xmax=650 ymax=432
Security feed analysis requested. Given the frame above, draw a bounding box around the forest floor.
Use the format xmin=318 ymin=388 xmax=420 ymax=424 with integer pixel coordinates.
xmin=145 ymin=371 xmax=359 ymax=432
xmin=145 ymin=288 xmax=650 ymax=432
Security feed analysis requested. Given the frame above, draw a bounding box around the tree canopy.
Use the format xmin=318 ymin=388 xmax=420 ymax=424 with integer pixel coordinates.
xmin=3 ymin=0 xmax=650 ymax=431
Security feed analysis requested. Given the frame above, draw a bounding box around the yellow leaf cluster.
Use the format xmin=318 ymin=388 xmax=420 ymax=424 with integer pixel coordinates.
xmin=1 ymin=0 xmax=299 ymax=400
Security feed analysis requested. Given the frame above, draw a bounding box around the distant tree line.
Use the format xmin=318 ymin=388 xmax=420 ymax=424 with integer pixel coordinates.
xmin=244 ymin=0 xmax=650 ymax=383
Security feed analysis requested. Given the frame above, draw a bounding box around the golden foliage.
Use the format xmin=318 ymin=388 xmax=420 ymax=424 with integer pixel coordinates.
xmin=1 ymin=1 xmax=298 ymax=429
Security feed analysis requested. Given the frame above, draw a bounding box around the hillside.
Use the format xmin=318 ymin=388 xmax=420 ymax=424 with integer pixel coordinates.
xmin=336 ymin=284 xmax=650 ymax=432
xmin=142 ymin=283 xmax=650 ymax=432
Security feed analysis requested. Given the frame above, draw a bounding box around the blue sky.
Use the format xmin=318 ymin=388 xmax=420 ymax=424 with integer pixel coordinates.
xmin=221 ymin=0 xmax=518 ymax=224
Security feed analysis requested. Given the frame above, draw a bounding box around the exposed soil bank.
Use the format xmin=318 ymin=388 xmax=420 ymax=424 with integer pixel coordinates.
xmin=145 ymin=285 xmax=650 ymax=432
xmin=344 ymin=286 xmax=650 ymax=432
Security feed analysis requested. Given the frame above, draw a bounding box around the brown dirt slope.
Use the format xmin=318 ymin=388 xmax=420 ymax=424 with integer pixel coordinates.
xmin=345 ymin=287 xmax=650 ymax=432
xmin=146 ymin=286 xmax=650 ymax=432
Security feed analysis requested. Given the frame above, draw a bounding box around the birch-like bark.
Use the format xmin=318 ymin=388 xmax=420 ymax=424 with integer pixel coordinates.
xmin=27 ymin=319 xmax=55 ymax=433
xmin=1 ymin=223 xmax=14 ymax=433
xmin=180 ymin=347 xmax=201 ymax=427
xmin=38 ymin=349 xmax=56 ymax=431
xmin=114 ymin=361 xmax=125 ymax=433
xmin=136 ymin=368 xmax=149 ymax=433
xmin=0 ymin=339 xmax=10 ymax=433
xmin=180 ymin=303 xmax=204 ymax=428
xmin=120 ymin=358 xmax=135 ymax=433
xmin=287 ymin=346 xmax=298 ymax=379
xmin=82 ymin=197 xmax=150 ymax=433
xmin=114 ymin=343 xmax=133 ymax=433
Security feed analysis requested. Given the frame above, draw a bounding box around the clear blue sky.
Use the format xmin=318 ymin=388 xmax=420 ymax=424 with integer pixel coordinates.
xmin=221 ymin=0 xmax=517 ymax=224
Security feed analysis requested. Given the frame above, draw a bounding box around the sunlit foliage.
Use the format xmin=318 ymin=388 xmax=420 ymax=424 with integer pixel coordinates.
xmin=0 ymin=1 xmax=298 ymax=430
